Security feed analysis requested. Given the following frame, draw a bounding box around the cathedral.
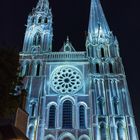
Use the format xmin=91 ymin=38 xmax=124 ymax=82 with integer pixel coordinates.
xmin=19 ymin=0 xmax=139 ymax=139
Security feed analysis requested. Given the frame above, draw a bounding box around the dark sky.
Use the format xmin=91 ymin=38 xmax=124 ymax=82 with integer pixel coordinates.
xmin=0 ymin=0 xmax=140 ymax=136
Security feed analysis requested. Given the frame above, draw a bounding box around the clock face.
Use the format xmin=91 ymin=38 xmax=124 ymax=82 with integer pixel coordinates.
xmin=50 ymin=66 xmax=83 ymax=94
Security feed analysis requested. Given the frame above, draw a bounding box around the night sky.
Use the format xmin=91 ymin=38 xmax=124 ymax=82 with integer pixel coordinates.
xmin=0 ymin=0 xmax=140 ymax=136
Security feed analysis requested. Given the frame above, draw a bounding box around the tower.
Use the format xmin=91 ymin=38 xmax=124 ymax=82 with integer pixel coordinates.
xmin=19 ymin=0 xmax=139 ymax=140
xmin=22 ymin=0 xmax=53 ymax=53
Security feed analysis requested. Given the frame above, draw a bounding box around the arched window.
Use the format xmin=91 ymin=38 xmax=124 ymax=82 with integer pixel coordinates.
xmin=96 ymin=63 xmax=100 ymax=73
xmin=31 ymin=102 xmax=36 ymax=117
xmin=113 ymin=97 xmax=119 ymax=115
xmin=25 ymin=63 xmax=30 ymax=76
xmin=114 ymin=101 xmax=118 ymax=114
xmin=114 ymin=101 xmax=118 ymax=115
xmin=117 ymin=123 xmax=126 ymax=140
xmin=38 ymin=17 xmax=42 ymax=23
xmin=63 ymin=100 xmax=73 ymax=129
xmin=28 ymin=126 xmax=34 ymax=140
xmin=44 ymin=18 xmax=48 ymax=23
xmin=33 ymin=33 xmax=41 ymax=46
xmin=101 ymin=48 xmax=105 ymax=57
xmin=109 ymin=63 xmax=113 ymax=73
xmin=79 ymin=105 xmax=85 ymax=128
xmin=100 ymin=123 xmax=107 ymax=140
xmin=48 ymin=105 xmax=56 ymax=128
xmin=97 ymin=97 xmax=104 ymax=115
xmin=36 ymin=63 xmax=40 ymax=76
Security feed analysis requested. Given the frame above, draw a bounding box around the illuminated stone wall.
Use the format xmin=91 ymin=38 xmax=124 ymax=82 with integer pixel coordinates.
xmin=19 ymin=0 xmax=139 ymax=139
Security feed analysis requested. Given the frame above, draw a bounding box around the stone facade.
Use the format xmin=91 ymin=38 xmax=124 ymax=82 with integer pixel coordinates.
xmin=19 ymin=0 xmax=139 ymax=139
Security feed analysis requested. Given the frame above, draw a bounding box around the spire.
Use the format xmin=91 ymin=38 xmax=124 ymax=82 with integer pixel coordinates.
xmin=66 ymin=36 xmax=70 ymax=43
xmin=60 ymin=37 xmax=76 ymax=52
xmin=88 ymin=0 xmax=110 ymax=38
xmin=36 ymin=0 xmax=49 ymax=12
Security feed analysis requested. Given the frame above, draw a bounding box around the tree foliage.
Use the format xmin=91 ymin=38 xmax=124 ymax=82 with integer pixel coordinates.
xmin=0 ymin=46 xmax=20 ymax=119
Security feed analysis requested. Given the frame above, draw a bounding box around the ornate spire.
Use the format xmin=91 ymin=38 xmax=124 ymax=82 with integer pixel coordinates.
xmin=36 ymin=0 xmax=49 ymax=12
xmin=88 ymin=0 xmax=110 ymax=38
xmin=60 ymin=37 xmax=76 ymax=52
xmin=66 ymin=36 xmax=70 ymax=43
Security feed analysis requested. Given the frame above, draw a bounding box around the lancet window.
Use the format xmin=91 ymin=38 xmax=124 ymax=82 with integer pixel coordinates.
xmin=48 ymin=105 xmax=56 ymax=128
xmin=36 ymin=63 xmax=41 ymax=76
xmin=101 ymin=48 xmax=105 ymax=57
xmin=30 ymin=102 xmax=36 ymax=117
xmin=109 ymin=63 xmax=113 ymax=73
xmin=117 ymin=122 xmax=126 ymax=140
xmin=44 ymin=18 xmax=48 ymax=23
xmin=25 ymin=62 xmax=30 ymax=76
xmin=96 ymin=63 xmax=100 ymax=73
xmin=97 ymin=97 xmax=104 ymax=115
xmin=38 ymin=17 xmax=42 ymax=23
xmin=62 ymin=100 xmax=73 ymax=128
xmin=28 ymin=126 xmax=34 ymax=140
xmin=33 ymin=32 xmax=41 ymax=46
xmin=79 ymin=105 xmax=85 ymax=128
xmin=100 ymin=123 xmax=107 ymax=140
xmin=113 ymin=97 xmax=120 ymax=115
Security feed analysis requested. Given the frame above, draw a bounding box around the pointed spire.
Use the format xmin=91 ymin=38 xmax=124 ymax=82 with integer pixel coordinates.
xmin=88 ymin=0 xmax=110 ymax=37
xmin=36 ymin=0 xmax=49 ymax=12
xmin=66 ymin=36 xmax=70 ymax=43
xmin=59 ymin=37 xmax=76 ymax=52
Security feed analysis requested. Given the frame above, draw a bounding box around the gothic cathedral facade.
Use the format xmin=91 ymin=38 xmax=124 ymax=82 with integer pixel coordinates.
xmin=19 ymin=0 xmax=139 ymax=139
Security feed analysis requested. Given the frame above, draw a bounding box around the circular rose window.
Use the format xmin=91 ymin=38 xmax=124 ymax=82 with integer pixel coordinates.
xmin=50 ymin=66 xmax=83 ymax=94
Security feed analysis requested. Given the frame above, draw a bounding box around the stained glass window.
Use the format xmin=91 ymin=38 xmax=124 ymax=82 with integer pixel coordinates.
xmin=48 ymin=105 xmax=56 ymax=128
xmin=62 ymin=100 xmax=73 ymax=128
xmin=36 ymin=63 xmax=40 ymax=76
xmin=79 ymin=105 xmax=85 ymax=128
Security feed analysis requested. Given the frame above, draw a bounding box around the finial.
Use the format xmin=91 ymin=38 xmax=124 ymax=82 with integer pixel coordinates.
xmin=66 ymin=36 xmax=70 ymax=43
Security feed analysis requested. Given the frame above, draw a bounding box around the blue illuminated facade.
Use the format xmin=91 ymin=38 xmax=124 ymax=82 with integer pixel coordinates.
xmin=19 ymin=0 xmax=139 ymax=139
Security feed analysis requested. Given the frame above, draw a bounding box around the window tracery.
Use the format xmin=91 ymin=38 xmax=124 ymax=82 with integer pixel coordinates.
xmin=50 ymin=66 xmax=83 ymax=94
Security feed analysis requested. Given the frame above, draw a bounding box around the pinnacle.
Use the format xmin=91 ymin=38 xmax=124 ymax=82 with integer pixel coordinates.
xmin=36 ymin=0 xmax=49 ymax=12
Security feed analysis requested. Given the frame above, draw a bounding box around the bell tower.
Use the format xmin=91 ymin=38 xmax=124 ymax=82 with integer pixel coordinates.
xmin=22 ymin=0 xmax=53 ymax=53
xmin=86 ymin=0 xmax=139 ymax=140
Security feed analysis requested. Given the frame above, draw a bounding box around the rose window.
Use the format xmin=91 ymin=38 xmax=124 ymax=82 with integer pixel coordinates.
xmin=50 ymin=66 xmax=83 ymax=94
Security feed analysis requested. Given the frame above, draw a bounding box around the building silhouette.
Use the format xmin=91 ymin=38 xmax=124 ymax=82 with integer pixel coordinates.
xmin=19 ymin=0 xmax=139 ymax=139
